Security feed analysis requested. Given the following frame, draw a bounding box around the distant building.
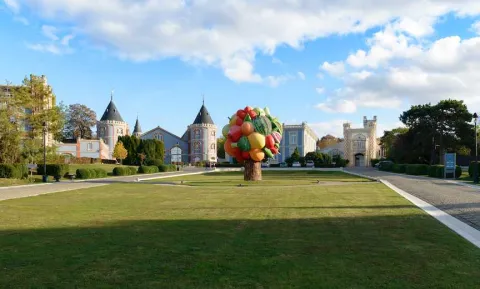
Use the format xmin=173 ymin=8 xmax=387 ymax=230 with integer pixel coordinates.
xmin=57 ymin=138 xmax=110 ymax=160
xmin=140 ymin=102 xmax=217 ymax=164
xmin=343 ymin=116 xmax=378 ymax=167
xmin=319 ymin=141 xmax=345 ymax=158
xmin=274 ymin=122 xmax=319 ymax=163
xmin=96 ymin=93 xmax=130 ymax=159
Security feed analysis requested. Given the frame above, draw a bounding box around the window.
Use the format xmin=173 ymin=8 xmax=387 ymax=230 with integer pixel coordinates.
xmin=87 ymin=143 xmax=93 ymax=151
xmin=211 ymin=131 xmax=215 ymax=136
xmin=194 ymin=129 xmax=201 ymax=139
xmin=117 ymin=128 xmax=123 ymax=136
xmin=353 ymin=135 xmax=366 ymax=151
xmin=289 ymin=132 xmax=297 ymax=145
xmin=99 ymin=127 xmax=105 ymax=137
xmin=211 ymin=143 xmax=215 ymax=150
xmin=193 ymin=141 xmax=202 ymax=154
xmin=171 ymin=146 xmax=182 ymax=163
xmin=154 ymin=134 xmax=163 ymax=141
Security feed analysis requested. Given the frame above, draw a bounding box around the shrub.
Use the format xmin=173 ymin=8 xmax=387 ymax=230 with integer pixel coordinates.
xmin=371 ymin=158 xmax=384 ymax=167
xmin=37 ymin=164 xmax=70 ymax=177
xmin=0 ymin=164 xmax=18 ymax=179
xmin=468 ymin=161 xmax=480 ymax=178
xmin=14 ymin=164 xmax=28 ymax=179
xmin=392 ymin=164 xmax=406 ymax=173
xmin=94 ymin=168 xmax=108 ymax=178
xmin=455 ymin=165 xmax=462 ymax=179
xmin=378 ymin=162 xmax=394 ymax=172
xmin=138 ymin=165 xmax=159 ymax=174
xmin=76 ymin=169 xmax=92 ymax=179
xmin=113 ymin=166 xmax=137 ymax=176
xmin=428 ymin=165 xmax=462 ymax=179
xmin=405 ymin=164 xmax=429 ymax=175
xmin=146 ymin=159 xmax=163 ymax=166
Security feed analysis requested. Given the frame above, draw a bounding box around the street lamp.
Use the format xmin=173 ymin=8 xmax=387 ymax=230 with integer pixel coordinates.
xmin=42 ymin=121 xmax=47 ymax=183
xmin=474 ymin=113 xmax=478 ymax=184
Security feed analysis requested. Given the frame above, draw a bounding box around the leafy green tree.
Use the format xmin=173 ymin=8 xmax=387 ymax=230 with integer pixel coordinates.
xmin=217 ymin=137 xmax=226 ymax=159
xmin=0 ymin=84 xmax=22 ymax=163
xmin=64 ymin=103 xmax=97 ymax=139
xmin=291 ymin=147 xmax=300 ymax=161
xmin=380 ymin=127 xmax=409 ymax=159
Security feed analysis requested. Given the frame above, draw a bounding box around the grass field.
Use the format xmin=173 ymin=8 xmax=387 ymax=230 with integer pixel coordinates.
xmin=0 ymin=171 xmax=479 ymax=288
xmin=148 ymin=170 xmax=371 ymax=186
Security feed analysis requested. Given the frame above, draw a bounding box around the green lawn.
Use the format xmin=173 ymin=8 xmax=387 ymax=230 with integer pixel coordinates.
xmin=0 ymin=172 xmax=479 ymax=288
xmin=147 ymin=170 xmax=371 ymax=186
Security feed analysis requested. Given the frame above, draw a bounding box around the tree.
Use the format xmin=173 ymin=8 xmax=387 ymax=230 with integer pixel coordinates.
xmin=398 ymin=99 xmax=474 ymax=164
xmin=113 ymin=141 xmax=128 ymax=164
xmin=118 ymin=135 xmax=141 ymax=165
xmin=317 ymin=134 xmax=339 ymax=149
xmin=291 ymin=147 xmax=300 ymax=160
xmin=0 ymin=83 xmax=22 ymax=163
xmin=217 ymin=137 xmax=226 ymax=159
xmin=380 ymin=127 xmax=409 ymax=159
xmin=64 ymin=104 xmax=97 ymax=139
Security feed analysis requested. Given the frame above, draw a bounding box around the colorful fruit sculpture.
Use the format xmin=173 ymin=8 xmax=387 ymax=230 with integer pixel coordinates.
xmin=224 ymin=106 xmax=283 ymax=164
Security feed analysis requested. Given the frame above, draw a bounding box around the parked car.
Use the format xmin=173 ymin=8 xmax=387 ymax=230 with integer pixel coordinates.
xmin=306 ymin=160 xmax=315 ymax=168
xmin=279 ymin=162 xmax=288 ymax=168
xmin=376 ymin=160 xmax=393 ymax=169
xmin=292 ymin=161 xmax=301 ymax=167
xmin=261 ymin=162 xmax=270 ymax=168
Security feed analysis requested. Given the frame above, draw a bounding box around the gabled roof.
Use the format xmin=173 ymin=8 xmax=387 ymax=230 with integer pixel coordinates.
xmin=142 ymin=126 xmax=184 ymax=142
xmin=192 ymin=104 xmax=214 ymax=125
xmin=133 ymin=118 xmax=142 ymax=134
xmin=100 ymin=100 xmax=124 ymax=122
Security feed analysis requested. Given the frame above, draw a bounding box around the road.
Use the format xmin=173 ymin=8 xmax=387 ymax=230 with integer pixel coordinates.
xmin=348 ymin=168 xmax=480 ymax=230
xmin=0 ymin=168 xmax=207 ymax=202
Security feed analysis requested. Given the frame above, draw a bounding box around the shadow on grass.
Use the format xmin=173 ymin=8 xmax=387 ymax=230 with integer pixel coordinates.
xmin=1 ymin=216 xmax=479 ymax=289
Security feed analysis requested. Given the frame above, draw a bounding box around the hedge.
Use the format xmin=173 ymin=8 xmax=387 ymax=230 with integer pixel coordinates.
xmin=405 ymin=164 xmax=429 ymax=175
xmin=0 ymin=164 xmax=27 ymax=179
xmin=468 ymin=161 xmax=480 ymax=178
xmin=138 ymin=165 xmax=159 ymax=174
xmin=113 ymin=167 xmax=137 ymax=176
xmin=158 ymin=164 xmax=178 ymax=172
xmin=378 ymin=162 xmax=394 ymax=172
xmin=146 ymin=159 xmax=163 ymax=166
xmin=76 ymin=168 xmax=108 ymax=179
xmin=428 ymin=165 xmax=462 ymax=179
xmin=392 ymin=164 xmax=406 ymax=173
xmin=37 ymin=164 xmax=70 ymax=177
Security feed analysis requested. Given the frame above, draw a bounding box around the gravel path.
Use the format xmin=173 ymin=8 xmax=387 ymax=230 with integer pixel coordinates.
xmin=348 ymin=168 xmax=480 ymax=230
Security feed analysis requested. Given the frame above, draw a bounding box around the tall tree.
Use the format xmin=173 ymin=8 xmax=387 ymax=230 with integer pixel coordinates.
xmin=380 ymin=127 xmax=409 ymax=159
xmin=217 ymin=137 xmax=226 ymax=159
xmin=113 ymin=141 xmax=128 ymax=164
xmin=0 ymin=82 xmax=22 ymax=163
xmin=64 ymin=103 xmax=97 ymax=139
xmin=317 ymin=134 xmax=340 ymax=149
xmin=399 ymin=99 xmax=474 ymax=164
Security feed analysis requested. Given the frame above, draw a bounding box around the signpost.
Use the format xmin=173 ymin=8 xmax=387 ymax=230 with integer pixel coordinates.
xmin=444 ymin=153 xmax=456 ymax=179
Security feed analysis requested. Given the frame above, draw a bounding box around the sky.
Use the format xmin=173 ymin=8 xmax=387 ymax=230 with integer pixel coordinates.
xmin=1 ymin=0 xmax=480 ymax=139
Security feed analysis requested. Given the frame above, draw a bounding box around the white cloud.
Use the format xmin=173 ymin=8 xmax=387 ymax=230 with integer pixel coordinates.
xmin=15 ymin=0 xmax=480 ymax=84
xmin=351 ymin=70 xmax=372 ymax=80
xmin=42 ymin=25 xmax=59 ymax=41
xmin=471 ymin=21 xmax=480 ymax=35
xmin=297 ymin=71 xmax=306 ymax=80
xmin=315 ymin=99 xmax=357 ymax=113
xmin=315 ymin=87 xmax=325 ymax=94
xmin=321 ymin=61 xmax=345 ymax=76
xmin=14 ymin=16 xmax=29 ymax=25
xmin=3 ymin=0 xmax=19 ymax=13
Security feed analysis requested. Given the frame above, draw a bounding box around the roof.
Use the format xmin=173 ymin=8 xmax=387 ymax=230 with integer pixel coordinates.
xmin=133 ymin=118 xmax=142 ymax=133
xmin=142 ymin=126 xmax=184 ymax=142
xmin=192 ymin=104 xmax=214 ymax=125
xmin=100 ymin=100 xmax=124 ymax=122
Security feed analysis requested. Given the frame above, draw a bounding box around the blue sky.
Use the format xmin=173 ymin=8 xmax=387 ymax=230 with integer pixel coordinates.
xmin=1 ymin=1 xmax=480 ymax=138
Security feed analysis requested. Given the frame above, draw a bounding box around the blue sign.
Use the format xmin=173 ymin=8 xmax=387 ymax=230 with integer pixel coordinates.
xmin=445 ymin=153 xmax=456 ymax=169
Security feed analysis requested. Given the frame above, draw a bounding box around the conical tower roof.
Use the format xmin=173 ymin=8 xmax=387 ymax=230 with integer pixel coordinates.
xmin=100 ymin=95 xmax=124 ymax=122
xmin=193 ymin=104 xmax=214 ymax=125
xmin=133 ymin=117 xmax=142 ymax=134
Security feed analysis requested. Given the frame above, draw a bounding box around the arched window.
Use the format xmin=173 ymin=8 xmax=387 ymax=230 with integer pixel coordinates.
xmin=353 ymin=134 xmax=366 ymax=151
xmin=117 ymin=128 xmax=124 ymax=136
xmin=171 ymin=146 xmax=182 ymax=163
xmin=211 ymin=143 xmax=215 ymax=150
xmin=194 ymin=129 xmax=201 ymax=139
xmin=193 ymin=141 xmax=202 ymax=154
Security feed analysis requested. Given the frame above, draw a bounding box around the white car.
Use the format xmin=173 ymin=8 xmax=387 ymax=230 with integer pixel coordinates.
xmin=306 ymin=160 xmax=314 ymax=168
xmin=261 ymin=162 xmax=270 ymax=168
xmin=292 ymin=161 xmax=301 ymax=167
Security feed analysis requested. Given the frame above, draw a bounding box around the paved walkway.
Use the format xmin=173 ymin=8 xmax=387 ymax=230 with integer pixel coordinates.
xmin=0 ymin=169 xmax=206 ymax=202
xmin=348 ymin=168 xmax=480 ymax=230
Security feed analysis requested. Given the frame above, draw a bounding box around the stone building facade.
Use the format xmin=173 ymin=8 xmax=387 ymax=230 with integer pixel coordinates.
xmin=343 ymin=116 xmax=378 ymax=167
xmin=96 ymin=95 xmax=130 ymax=159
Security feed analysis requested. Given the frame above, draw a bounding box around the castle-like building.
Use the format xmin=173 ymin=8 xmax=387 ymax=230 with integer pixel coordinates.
xmin=96 ymin=97 xmax=217 ymax=164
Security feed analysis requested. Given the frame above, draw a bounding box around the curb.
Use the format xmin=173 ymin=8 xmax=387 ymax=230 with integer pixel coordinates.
xmin=138 ymin=171 xmax=217 ymax=181
xmin=381 ymin=179 xmax=480 ymax=249
xmin=342 ymin=170 xmax=380 ymax=182
xmin=0 ymin=182 xmax=53 ymax=190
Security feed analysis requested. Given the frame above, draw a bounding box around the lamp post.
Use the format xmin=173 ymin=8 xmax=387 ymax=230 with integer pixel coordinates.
xmin=474 ymin=113 xmax=479 ymax=184
xmin=42 ymin=121 xmax=47 ymax=183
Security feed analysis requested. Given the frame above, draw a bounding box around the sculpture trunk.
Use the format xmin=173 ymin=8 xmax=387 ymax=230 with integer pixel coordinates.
xmin=244 ymin=159 xmax=262 ymax=181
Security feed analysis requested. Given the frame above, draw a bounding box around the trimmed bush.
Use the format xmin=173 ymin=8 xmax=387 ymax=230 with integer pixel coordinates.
xmin=428 ymin=165 xmax=462 ymax=179
xmin=0 ymin=164 xmax=18 ymax=179
xmin=138 ymin=165 xmax=159 ymax=174
xmin=392 ymin=164 xmax=406 ymax=173
xmin=455 ymin=165 xmax=462 ymax=179
xmin=405 ymin=164 xmax=429 ymax=175
xmin=378 ymin=162 xmax=394 ymax=172
xmin=76 ymin=168 xmax=108 ymax=179
xmin=146 ymin=159 xmax=163 ymax=166
xmin=113 ymin=166 xmax=137 ymax=176
xmin=468 ymin=161 xmax=480 ymax=178
xmin=37 ymin=164 xmax=70 ymax=177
